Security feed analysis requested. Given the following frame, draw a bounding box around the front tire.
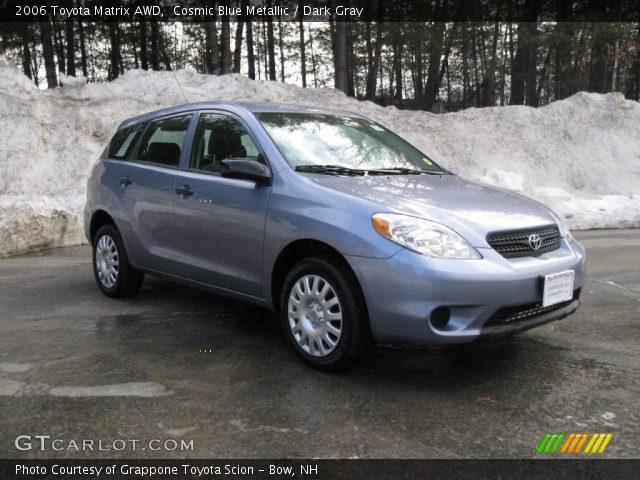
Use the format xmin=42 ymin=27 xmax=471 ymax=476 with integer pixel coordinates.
xmin=280 ymin=256 xmax=371 ymax=371
xmin=92 ymin=224 xmax=144 ymax=298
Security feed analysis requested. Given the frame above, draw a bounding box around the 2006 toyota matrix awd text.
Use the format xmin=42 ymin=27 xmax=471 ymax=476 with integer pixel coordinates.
xmin=85 ymin=102 xmax=585 ymax=370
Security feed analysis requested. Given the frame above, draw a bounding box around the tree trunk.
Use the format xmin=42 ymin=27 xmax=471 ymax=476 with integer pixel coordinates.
xmin=413 ymin=28 xmax=424 ymax=104
xmin=53 ymin=20 xmax=65 ymax=74
xmin=108 ymin=23 xmax=120 ymax=79
xmin=308 ymin=23 xmax=318 ymax=87
xmin=471 ymin=25 xmax=481 ymax=106
xmin=139 ymin=20 xmax=149 ymax=70
xmin=298 ymin=16 xmax=306 ymax=87
xmin=221 ymin=19 xmax=232 ymax=73
xmin=266 ymin=14 xmax=276 ymax=80
xmin=554 ymin=19 xmax=575 ymax=99
xmin=525 ymin=22 xmax=539 ymax=107
xmin=424 ymin=22 xmax=446 ymax=110
xmin=625 ymin=24 xmax=640 ymax=100
xmin=347 ymin=22 xmax=356 ymax=97
xmin=278 ymin=18 xmax=285 ymax=82
xmin=78 ymin=16 xmax=88 ymax=76
xmin=365 ymin=22 xmax=383 ymax=100
xmin=480 ymin=22 xmax=500 ymax=107
xmin=246 ymin=20 xmax=255 ymax=79
xmin=391 ymin=23 xmax=403 ymax=101
xmin=65 ymin=18 xmax=76 ymax=76
xmin=203 ymin=22 xmax=219 ymax=74
xmin=150 ymin=20 xmax=160 ymax=71
xmin=21 ymin=24 xmax=32 ymax=79
xmin=334 ymin=20 xmax=348 ymax=93
xmin=160 ymin=32 xmax=172 ymax=71
xmin=233 ymin=18 xmax=244 ymax=73
xmin=510 ymin=23 xmax=526 ymax=104
xmin=30 ymin=38 xmax=40 ymax=86
xmin=39 ymin=20 xmax=58 ymax=88
xmin=262 ymin=20 xmax=268 ymax=79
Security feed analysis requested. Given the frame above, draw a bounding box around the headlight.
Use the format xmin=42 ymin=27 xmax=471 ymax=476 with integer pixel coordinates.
xmin=549 ymin=210 xmax=573 ymax=242
xmin=372 ymin=213 xmax=481 ymax=259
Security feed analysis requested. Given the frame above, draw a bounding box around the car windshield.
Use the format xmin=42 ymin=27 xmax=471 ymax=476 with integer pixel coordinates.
xmin=257 ymin=112 xmax=445 ymax=174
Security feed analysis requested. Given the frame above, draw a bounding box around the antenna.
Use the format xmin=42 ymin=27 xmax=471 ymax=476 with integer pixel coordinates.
xmin=172 ymin=71 xmax=190 ymax=104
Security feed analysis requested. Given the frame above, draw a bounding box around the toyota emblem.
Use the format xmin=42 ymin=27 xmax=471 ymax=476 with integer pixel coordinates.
xmin=528 ymin=233 xmax=542 ymax=250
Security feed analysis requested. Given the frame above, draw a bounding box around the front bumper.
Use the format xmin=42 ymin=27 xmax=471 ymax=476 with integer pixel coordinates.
xmin=345 ymin=238 xmax=586 ymax=344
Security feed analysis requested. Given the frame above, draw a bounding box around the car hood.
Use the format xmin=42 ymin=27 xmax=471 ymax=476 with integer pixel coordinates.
xmin=309 ymin=174 xmax=557 ymax=248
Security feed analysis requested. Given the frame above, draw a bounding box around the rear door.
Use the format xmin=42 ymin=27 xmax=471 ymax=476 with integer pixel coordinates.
xmin=111 ymin=113 xmax=194 ymax=271
xmin=171 ymin=111 xmax=271 ymax=297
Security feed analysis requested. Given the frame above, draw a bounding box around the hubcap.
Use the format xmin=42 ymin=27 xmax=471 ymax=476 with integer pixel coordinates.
xmin=95 ymin=235 xmax=119 ymax=288
xmin=288 ymin=274 xmax=343 ymax=357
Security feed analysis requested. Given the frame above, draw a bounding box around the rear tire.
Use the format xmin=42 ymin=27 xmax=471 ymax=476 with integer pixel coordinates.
xmin=93 ymin=224 xmax=144 ymax=298
xmin=280 ymin=256 xmax=372 ymax=371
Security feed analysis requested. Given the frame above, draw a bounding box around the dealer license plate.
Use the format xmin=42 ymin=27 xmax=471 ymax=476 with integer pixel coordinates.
xmin=542 ymin=270 xmax=575 ymax=307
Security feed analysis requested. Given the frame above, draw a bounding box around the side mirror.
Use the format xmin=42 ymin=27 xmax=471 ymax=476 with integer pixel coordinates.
xmin=220 ymin=159 xmax=272 ymax=185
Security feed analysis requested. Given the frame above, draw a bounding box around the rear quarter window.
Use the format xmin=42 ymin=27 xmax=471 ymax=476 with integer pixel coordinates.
xmin=105 ymin=125 xmax=142 ymax=160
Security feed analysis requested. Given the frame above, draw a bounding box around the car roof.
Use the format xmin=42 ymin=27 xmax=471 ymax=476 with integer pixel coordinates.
xmin=118 ymin=101 xmax=365 ymax=129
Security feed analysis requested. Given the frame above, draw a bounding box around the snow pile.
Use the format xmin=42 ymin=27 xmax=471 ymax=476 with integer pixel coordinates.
xmin=0 ymin=59 xmax=639 ymax=257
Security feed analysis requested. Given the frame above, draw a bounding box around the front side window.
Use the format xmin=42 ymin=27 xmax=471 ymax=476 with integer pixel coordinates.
xmin=137 ymin=114 xmax=192 ymax=167
xmin=190 ymin=113 xmax=261 ymax=172
xmin=257 ymin=112 xmax=445 ymax=174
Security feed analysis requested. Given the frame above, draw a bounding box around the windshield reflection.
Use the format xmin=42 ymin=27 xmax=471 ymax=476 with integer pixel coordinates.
xmin=257 ymin=113 xmax=443 ymax=173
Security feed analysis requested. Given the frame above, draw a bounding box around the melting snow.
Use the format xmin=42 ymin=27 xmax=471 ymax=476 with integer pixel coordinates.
xmin=0 ymin=59 xmax=638 ymax=257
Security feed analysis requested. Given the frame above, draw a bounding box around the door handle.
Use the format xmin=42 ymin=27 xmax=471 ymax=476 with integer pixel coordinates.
xmin=175 ymin=185 xmax=194 ymax=197
xmin=119 ymin=176 xmax=132 ymax=186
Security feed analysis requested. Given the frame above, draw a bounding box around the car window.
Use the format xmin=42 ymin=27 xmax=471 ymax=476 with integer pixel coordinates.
xmin=190 ymin=113 xmax=261 ymax=172
xmin=137 ymin=114 xmax=192 ymax=167
xmin=106 ymin=125 xmax=141 ymax=160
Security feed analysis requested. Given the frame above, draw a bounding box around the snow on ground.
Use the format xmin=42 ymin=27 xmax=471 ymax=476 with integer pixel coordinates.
xmin=0 ymin=58 xmax=639 ymax=257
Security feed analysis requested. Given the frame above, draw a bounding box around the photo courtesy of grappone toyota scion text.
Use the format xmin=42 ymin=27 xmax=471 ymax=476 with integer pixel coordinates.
xmin=85 ymin=102 xmax=585 ymax=370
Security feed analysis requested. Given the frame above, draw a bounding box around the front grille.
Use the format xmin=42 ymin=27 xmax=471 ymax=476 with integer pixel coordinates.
xmin=487 ymin=225 xmax=560 ymax=258
xmin=484 ymin=288 xmax=581 ymax=327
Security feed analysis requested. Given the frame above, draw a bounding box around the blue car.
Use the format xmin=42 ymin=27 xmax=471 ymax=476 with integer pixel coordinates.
xmin=85 ymin=102 xmax=585 ymax=370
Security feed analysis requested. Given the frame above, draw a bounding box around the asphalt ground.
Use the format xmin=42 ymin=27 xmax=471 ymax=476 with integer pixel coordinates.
xmin=0 ymin=230 xmax=638 ymax=458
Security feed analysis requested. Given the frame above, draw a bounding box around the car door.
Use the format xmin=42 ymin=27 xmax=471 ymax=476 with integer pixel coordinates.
xmin=110 ymin=113 xmax=194 ymax=272
xmin=171 ymin=111 xmax=271 ymax=298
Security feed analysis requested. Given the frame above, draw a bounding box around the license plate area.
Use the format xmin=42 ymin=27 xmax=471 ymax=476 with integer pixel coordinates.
xmin=542 ymin=270 xmax=575 ymax=307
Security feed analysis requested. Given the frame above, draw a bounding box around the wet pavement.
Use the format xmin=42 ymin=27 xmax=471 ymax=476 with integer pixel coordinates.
xmin=0 ymin=230 xmax=639 ymax=458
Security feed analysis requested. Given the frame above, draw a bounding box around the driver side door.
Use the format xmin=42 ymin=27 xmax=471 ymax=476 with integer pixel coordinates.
xmin=171 ymin=111 xmax=271 ymax=298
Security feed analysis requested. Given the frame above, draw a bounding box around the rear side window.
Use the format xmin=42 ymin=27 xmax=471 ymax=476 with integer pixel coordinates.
xmin=137 ymin=114 xmax=192 ymax=168
xmin=106 ymin=125 xmax=141 ymax=160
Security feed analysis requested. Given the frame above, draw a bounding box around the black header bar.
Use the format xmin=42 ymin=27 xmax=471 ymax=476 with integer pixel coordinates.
xmin=1 ymin=0 xmax=640 ymax=22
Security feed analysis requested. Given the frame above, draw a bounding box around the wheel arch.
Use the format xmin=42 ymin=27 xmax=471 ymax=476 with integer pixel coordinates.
xmin=270 ymin=239 xmax=366 ymax=315
xmin=89 ymin=210 xmax=117 ymax=244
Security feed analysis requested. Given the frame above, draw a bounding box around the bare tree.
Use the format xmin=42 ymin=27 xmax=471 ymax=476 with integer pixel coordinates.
xmin=221 ymin=19 xmax=232 ymax=73
xmin=334 ymin=20 xmax=348 ymax=93
xmin=39 ymin=19 xmax=58 ymax=88
xmin=246 ymin=20 xmax=256 ymax=79
xmin=65 ymin=18 xmax=76 ymax=76
xmin=203 ymin=22 xmax=219 ymax=74
xmin=233 ymin=18 xmax=244 ymax=73
xmin=298 ymin=13 xmax=306 ymax=87
xmin=139 ymin=20 xmax=149 ymax=70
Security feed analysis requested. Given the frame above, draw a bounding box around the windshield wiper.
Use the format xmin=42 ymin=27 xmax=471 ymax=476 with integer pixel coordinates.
xmin=365 ymin=167 xmax=446 ymax=175
xmin=295 ymin=164 xmax=366 ymax=176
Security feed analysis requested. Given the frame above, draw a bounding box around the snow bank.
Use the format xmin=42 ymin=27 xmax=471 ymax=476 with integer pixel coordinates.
xmin=0 ymin=59 xmax=639 ymax=257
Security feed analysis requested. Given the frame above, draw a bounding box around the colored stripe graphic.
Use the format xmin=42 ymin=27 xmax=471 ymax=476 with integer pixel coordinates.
xmin=538 ymin=433 xmax=613 ymax=454
xmin=574 ymin=433 xmax=589 ymax=453
xmin=537 ymin=433 xmax=565 ymax=454
xmin=537 ymin=433 xmax=552 ymax=454
xmin=560 ymin=433 xmax=575 ymax=453
xmin=597 ymin=433 xmax=613 ymax=453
